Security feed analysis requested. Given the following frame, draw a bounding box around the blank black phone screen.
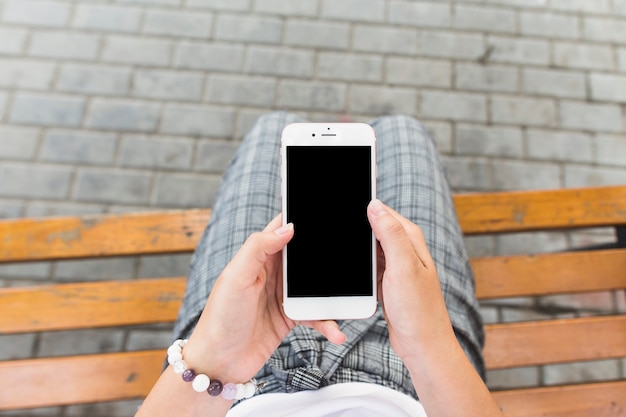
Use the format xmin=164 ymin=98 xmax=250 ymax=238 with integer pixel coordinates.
xmin=286 ymin=146 xmax=373 ymax=297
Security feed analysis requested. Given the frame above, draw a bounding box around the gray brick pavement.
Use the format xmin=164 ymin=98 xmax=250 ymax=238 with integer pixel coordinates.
xmin=456 ymin=124 xmax=524 ymax=158
xmin=456 ymin=63 xmax=518 ymax=94
xmin=553 ymin=41 xmax=614 ymax=70
xmin=215 ymin=14 xmax=282 ymax=44
xmin=132 ymin=69 xmax=205 ymax=101
xmin=74 ymin=168 xmax=152 ymax=204
xmin=520 ymin=10 xmax=580 ymax=39
xmin=119 ymin=134 xmax=194 ymax=170
xmin=526 ymin=129 xmax=594 ymax=163
xmin=389 ymin=1 xmax=451 ymax=28
xmin=206 ymin=74 xmax=276 ymax=107
xmin=386 ymin=57 xmax=451 ymax=88
xmin=56 ymin=64 xmax=131 ymax=96
xmin=0 ymin=126 xmax=39 ymax=160
xmin=491 ymin=159 xmax=561 ymax=190
xmin=173 ymin=42 xmax=244 ymax=72
xmin=421 ymin=90 xmax=487 ymax=122
xmin=560 ymin=101 xmax=624 ymax=133
xmin=53 ymin=257 xmax=138 ymax=282
xmin=0 ymin=91 xmax=8 ymax=121
xmin=0 ymin=58 xmax=56 ymax=90
xmin=0 ymin=333 xmax=36 ymax=361
xmin=255 ymin=0 xmax=318 ymax=17
xmin=455 ymin=4 xmax=517 ymax=34
xmin=160 ymin=103 xmax=235 ymax=136
xmin=321 ymin=0 xmax=385 ymax=23
xmin=73 ymin=4 xmax=143 ymax=34
xmin=245 ymin=46 xmax=314 ymax=78
xmin=102 ymin=36 xmax=173 ymax=67
xmin=143 ymin=9 xmax=213 ymax=39
xmin=38 ymin=329 xmax=125 ymax=356
xmin=41 ymin=130 xmax=117 ymax=165
xmin=420 ymin=30 xmax=483 ymax=59
xmin=87 ymin=99 xmax=160 ymax=132
xmin=354 ymin=25 xmax=418 ymax=55
xmin=285 ymin=20 xmax=350 ymax=50
xmin=11 ymin=93 xmax=85 ymax=127
xmin=1 ymin=1 xmax=626 ymax=410
xmin=0 ymin=163 xmax=73 ymax=199
xmin=544 ymin=360 xmax=622 ymax=385
xmin=491 ymin=95 xmax=557 ymax=127
xmin=29 ymin=31 xmax=100 ymax=61
xmin=152 ymin=172 xmax=220 ymax=207
xmin=2 ymin=0 xmax=71 ymax=27
xmin=0 ymin=27 xmax=27 ymax=54
xmin=523 ymin=68 xmax=586 ymax=99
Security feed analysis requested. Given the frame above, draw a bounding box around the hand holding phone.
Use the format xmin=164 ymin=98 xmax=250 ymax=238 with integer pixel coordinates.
xmin=280 ymin=122 xmax=377 ymax=321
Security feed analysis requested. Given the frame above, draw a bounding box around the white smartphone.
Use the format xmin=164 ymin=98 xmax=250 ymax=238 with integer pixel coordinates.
xmin=280 ymin=122 xmax=377 ymax=321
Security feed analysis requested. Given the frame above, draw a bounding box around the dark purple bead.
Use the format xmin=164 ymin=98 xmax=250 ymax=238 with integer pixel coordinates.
xmin=207 ymin=379 xmax=223 ymax=397
xmin=182 ymin=369 xmax=196 ymax=382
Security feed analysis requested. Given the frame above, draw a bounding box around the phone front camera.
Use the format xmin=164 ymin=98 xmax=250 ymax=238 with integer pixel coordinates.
xmin=312 ymin=133 xmax=315 ymax=137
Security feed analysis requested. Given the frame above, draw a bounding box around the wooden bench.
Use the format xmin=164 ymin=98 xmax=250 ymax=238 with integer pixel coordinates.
xmin=1 ymin=185 xmax=625 ymax=416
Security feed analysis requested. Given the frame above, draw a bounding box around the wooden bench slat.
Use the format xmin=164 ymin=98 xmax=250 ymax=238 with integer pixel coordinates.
xmin=455 ymin=185 xmax=626 ymax=235
xmin=2 ymin=349 xmax=624 ymax=414
xmin=0 ymin=278 xmax=186 ymax=334
xmin=474 ymin=248 xmax=626 ymax=299
xmin=1 ymin=185 xmax=625 ymax=263
xmin=3 ymin=248 xmax=624 ymax=334
xmin=3 ymin=282 xmax=624 ymax=371
xmin=491 ymin=380 xmax=626 ymax=417
xmin=484 ymin=316 xmax=626 ymax=369
xmin=0 ymin=185 xmax=624 ymax=414
xmin=0 ymin=209 xmax=211 ymax=263
xmin=0 ymin=350 xmax=163 ymax=410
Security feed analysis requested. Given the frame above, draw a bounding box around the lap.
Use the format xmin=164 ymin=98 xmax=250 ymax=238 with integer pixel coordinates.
xmin=173 ymin=112 xmax=485 ymax=398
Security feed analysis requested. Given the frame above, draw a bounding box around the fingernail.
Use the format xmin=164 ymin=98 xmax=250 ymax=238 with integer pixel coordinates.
xmin=275 ymin=222 xmax=294 ymax=236
xmin=369 ymin=199 xmax=388 ymax=216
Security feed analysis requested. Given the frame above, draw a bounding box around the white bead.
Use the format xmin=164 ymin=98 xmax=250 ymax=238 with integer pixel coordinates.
xmin=167 ymin=345 xmax=181 ymax=359
xmin=172 ymin=360 xmax=187 ymax=374
xmin=167 ymin=350 xmax=183 ymax=365
xmin=243 ymin=382 xmax=256 ymax=398
xmin=235 ymin=383 xmax=247 ymax=400
xmin=192 ymin=374 xmax=211 ymax=392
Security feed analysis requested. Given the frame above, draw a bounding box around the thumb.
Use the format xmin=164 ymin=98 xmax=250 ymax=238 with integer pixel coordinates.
xmin=367 ymin=199 xmax=434 ymax=270
xmin=223 ymin=221 xmax=294 ymax=286
xmin=367 ymin=199 xmax=413 ymax=260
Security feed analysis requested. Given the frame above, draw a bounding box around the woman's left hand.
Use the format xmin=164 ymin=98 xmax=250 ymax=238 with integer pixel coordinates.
xmin=181 ymin=214 xmax=346 ymax=385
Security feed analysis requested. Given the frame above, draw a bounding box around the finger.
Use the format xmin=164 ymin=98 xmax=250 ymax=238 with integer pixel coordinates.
xmin=387 ymin=208 xmax=435 ymax=269
xmin=263 ymin=213 xmax=283 ymax=232
xmin=368 ymin=200 xmax=434 ymax=269
xmin=368 ymin=199 xmax=419 ymax=267
xmin=263 ymin=213 xmax=287 ymax=292
xmin=302 ymin=320 xmax=347 ymax=345
xmin=223 ymin=221 xmax=294 ymax=287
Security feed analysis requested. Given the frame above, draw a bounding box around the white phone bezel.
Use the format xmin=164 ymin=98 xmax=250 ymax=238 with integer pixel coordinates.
xmin=280 ymin=122 xmax=378 ymax=321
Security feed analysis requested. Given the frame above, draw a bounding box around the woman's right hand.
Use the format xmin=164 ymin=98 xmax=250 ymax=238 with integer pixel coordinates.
xmin=367 ymin=199 xmax=504 ymax=417
xmin=366 ymin=199 xmax=456 ymax=363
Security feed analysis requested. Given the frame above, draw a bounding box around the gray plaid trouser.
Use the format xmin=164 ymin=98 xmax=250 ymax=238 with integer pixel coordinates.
xmin=172 ymin=112 xmax=485 ymax=401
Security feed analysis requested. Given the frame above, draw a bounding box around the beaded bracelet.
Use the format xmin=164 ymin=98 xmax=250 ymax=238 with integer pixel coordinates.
xmin=167 ymin=339 xmax=259 ymax=401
